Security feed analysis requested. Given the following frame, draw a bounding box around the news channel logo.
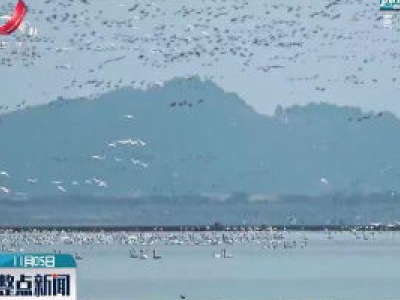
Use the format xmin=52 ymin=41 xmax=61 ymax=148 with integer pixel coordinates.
xmin=0 ymin=254 xmax=77 ymax=300
xmin=380 ymin=0 xmax=400 ymax=10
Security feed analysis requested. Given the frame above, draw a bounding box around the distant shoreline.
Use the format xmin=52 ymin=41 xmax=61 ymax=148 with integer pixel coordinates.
xmin=0 ymin=224 xmax=399 ymax=232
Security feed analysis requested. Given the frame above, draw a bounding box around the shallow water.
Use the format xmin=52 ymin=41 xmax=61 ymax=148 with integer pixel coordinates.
xmin=10 ymin=231 xmax=399 ymax=300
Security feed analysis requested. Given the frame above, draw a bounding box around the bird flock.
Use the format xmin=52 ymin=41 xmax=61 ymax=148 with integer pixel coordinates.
xmin=0 ymin=0 xmax=399 ymax=115
xmin=0 ymin=128 xmax=149 ymax=196
xmin=1 ymin=0 xmax=400 ymax=197
xmin=0 ymin=227 xmax=392 ymax=253
xmin=0 ymin=228 xmax=397 ymax=300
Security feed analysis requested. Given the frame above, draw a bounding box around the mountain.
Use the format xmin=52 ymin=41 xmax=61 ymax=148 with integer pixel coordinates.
xmin=1 ymin=77 xmax=400 ymax=200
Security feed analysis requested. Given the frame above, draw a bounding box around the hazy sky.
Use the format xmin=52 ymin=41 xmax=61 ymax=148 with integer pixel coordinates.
xmin=0 ymin=0 xmax=399 ymax=116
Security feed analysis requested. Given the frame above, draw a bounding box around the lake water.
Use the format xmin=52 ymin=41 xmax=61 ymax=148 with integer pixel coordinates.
xmin=11 ymin=231 xmax=400 ymax=300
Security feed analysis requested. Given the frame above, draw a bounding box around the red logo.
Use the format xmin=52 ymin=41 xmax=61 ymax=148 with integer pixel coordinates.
xmin=0 ymin=0 xmax=27 ymax=35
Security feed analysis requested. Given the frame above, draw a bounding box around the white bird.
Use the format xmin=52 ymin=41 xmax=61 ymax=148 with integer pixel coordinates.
xmin=57 ymin=185 xmax=66 ymax=193
xmin=124 ymin=115 xmax=134 ymax=119
xmin=320 ymin=177 xmax=329 ymax=185
xmin=0 ymin=41 xmax=8 ymax=49
xmin=28 ymin=26 xmax=38 ymax=36
xmin=213 ymin=250 xmax=221 ymax=258
xmin=139 ymin=250 xmax=148 ymax=260
xmin=92 ymin=155 xmax=106 ymax=160
xmin=27 ymin=178 xmax=38 ymax=184
xmin=130 ymin=158 xmax=149 ymax=168
xmin=0 ymin=186 xmax=10 ymax=194
xmin=93 ymin=178 xmax=108 ymax=188
xmin=152 ymin=81 xmax=164 ymax=88
xmin=117 ymin=138 xmax=146 ymax=147
xmin=117 ymin=138 xmax=136 ymax=145
xmin=137 ymin=139 xmax=146 ymax=146
xmin=131 ymin=158 xmax=140 ymax=165
xmin=0 ymin=171 xmax=9 ymax=178
xmin=98 ymin=181 xmax=108 ymax=188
